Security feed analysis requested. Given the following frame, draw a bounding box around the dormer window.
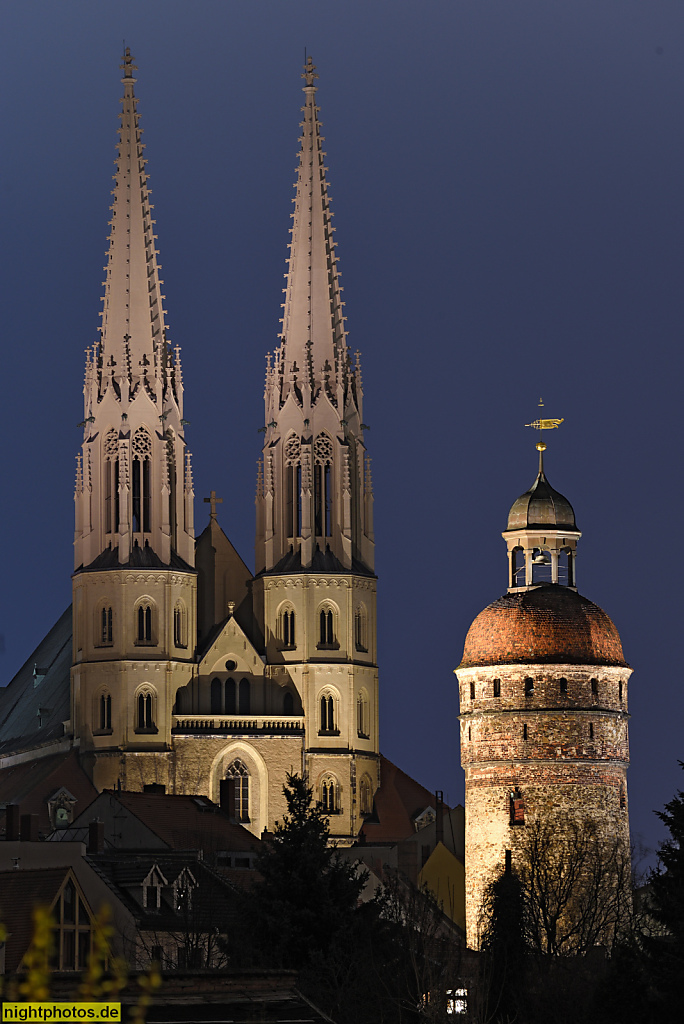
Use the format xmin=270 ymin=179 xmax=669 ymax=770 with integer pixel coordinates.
xmin=142 ymin=865 xmax=168 ymax=911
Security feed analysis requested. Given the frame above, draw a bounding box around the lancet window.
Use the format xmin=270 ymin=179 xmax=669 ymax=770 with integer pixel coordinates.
xmin=320 ymin=692 xmax=337 ymax=734
xmin=283 ymin=690 xmax=294 ymax=715
xmin=320 ymin=776 xmax=338 ymax=814
xmin=313 ymin=434 xmax=333 ymax=538
xmin=173 ymin=601 xmax=187 ymax=649
xmin=354 ymin=605 xmax=368 ymax=652
xmin=357 ymin=690 xmax=370 ymax=738
xmin=226 ymin=760 xmax=250 ymax=822
xmin=225 ymin=678 xmax=236 ymax=715
xmin=239 ymin=678 xmax=251 ymax=714
xmin=359 ymin=775 xmax=372 ymax=816
xmin=136 ymin=603 xmax=153 ymax=645
xmin=131 ymin=427 xmax=152 ymax=535
xmin=136 ymin=688 xmax=156 ymax=731
xmin=211 ymin=677 xmax=223 ymax=714
xmin=99 ymin=693 xmax=112 ymax=732
xmin=318 ymin=606 xmax=337 ymax=647
xmin=103 ymin=430 xmax=120 ymax=536
xmin=99 ymin=607 xmax=113 ymax=646
xmin=284 ymin=434 xmax=302 ymax=538
xmin=278 ymin=606 xmax=296 ymax=647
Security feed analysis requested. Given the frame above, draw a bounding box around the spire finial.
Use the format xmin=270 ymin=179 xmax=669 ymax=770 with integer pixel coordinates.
xmin=525 ymin=398 xmax=564 ymax=469
xmin=120 ymin=46 xmax=137 ymax=81
xmin=302 ymin=55 xmax=318 ymax=90
xmin=204 ymin=490 xmax=223 ymax=520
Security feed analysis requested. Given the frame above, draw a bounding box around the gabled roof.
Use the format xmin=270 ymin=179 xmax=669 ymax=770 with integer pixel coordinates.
xmin=197 ymin=613 xmax=265 ymax=676
xmin=94 ymin=790 xmax=260 ymax=853
xmin=0 ymin=750 xmax=97 ymax=836
xmin=0 ymin=607 xmax=72 ymax=755
xmin=360 ymin=755 xmax=443 ymax=844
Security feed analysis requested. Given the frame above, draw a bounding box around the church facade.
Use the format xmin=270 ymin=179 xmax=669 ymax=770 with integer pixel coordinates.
xmin=3 ymin=51 xmax=379 ymax=843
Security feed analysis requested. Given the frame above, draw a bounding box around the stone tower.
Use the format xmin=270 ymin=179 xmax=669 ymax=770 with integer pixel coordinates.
xmin=455 ymin=443 xmax=631 ymax=947
xmin=71 ymin=50 xmax=196 ymax=789
xmin=253 ymin=58 xmax=379 ymax=840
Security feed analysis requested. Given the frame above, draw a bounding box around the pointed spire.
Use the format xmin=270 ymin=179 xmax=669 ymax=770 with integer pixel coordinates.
xmin=98 ymin=48 xmax=168 ymax=403
xmin=276 ymin=56 xmax=348 ymax=407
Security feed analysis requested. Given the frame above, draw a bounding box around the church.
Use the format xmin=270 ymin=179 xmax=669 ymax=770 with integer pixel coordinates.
xmin=0 ymin=51 xmax=379 ymax=844
xmin=0 ymin=50 xmax=631 ymax=948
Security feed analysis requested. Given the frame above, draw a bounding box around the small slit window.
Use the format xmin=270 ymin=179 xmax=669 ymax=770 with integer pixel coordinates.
xmin=559 ymin=677 xmax=568 ymax=696
xmin=591 ymin=678 xmax=599 ymax=697
xmin=493 ymin=678 xmax=501 ymax=698
xmin=524 ymin=677 xmax=534 ymax=698
xmin=469 ymin=682 xmax=475 ymax=700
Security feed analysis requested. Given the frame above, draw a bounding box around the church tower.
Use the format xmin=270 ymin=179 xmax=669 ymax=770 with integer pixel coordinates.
xmin=254 ymin=58 xmax=379 ymax=839
xmin=455 ymin=431 xmax=631 ymax=947
xmin=71 ymin=50 xmax=196 ymax=790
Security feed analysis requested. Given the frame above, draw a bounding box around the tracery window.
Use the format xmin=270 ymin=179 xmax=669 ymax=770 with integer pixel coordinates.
xmin=354 ymin=605 xmax=368 ymax=652
xmin=357 ymin=690 xmax=370 ymax=738
xmin=359 ymin=776 xmax=372 ymax=815
xmin=136 ymin=603 xmax=154 ymax=645
xmin=284 ymin=434 xmax=302 ymax=538
xmin=314 ymin=433 xmax=333 ymax=538
xmin=226 ymin=759 xmax=250 ymax=822
xmin=103 ymin=429 xmax=120 ymax=535
xmin=173 ymin=601 xmax=187 ymax=649
xmin=99 ymin=693 xmax=112 ymax=732
xmin=320 ymin=693 xmax=337 ymax=733
xmin=318 ymin=607 xmax=337 ymax=647
xmin=278 ymin=606 xmax=296 ymax=647
xmin=320 ymin=776 xmax=338 ymax=814
xmin=131 ymin=427 xmax=152 ymax=534
xmin=136 ymin=688 xmax=155 ymax=731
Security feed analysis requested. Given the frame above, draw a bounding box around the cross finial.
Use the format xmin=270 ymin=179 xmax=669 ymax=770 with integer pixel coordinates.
xmin=204 ymin=490 xmax=223 ymax=519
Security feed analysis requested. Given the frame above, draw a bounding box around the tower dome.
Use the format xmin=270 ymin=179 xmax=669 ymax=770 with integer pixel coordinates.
xmin=460 ymin=585 xmax=628 ymax=669
xmin=507 ymin=465 xmax=576 ymax=531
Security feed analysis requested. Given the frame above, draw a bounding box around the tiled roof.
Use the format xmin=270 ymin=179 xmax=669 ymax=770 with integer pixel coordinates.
xmin=0 ymin=867 xmax=65 ymax=971
xmin=0 ymin=607 xmax=72 ymax=755
xmin=360 ymin=755 xmax=441 ymax=844
xmin=0 ymin=750 xmax=98 ymax=836
xmin=459 ymin=585 xmax=628 ymax=668
xmin=102 ymin=790 xmax=260 ymax=853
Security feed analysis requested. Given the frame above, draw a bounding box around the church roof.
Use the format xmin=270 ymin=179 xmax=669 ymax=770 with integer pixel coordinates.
xmin=0 ymin=606 xmax=72 ymax=755
xmin=79 ymin=545 xmax=195 ymax=572
xmin=259 ymin=546 xmax=375 ymax=578
xmin=459 ymin=585 xmax=628 ymax=668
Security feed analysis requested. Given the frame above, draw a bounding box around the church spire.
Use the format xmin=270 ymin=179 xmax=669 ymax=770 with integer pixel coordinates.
xmin=257 ymin=59 xmax=373 ymax=574
xmin=74 ymin=50 xmax=194 ymax=569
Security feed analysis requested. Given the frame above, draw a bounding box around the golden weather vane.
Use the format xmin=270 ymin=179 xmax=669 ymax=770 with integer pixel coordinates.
xmin=525 ymin=397 xmax=564 ymax=451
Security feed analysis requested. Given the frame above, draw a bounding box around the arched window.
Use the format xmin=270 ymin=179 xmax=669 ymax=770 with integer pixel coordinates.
xmin=283 ymin=691 xmax=294 ymax=715
xmin=99 ymin=693 xmax=112 ymax=732
xmin=320 ymin=776 xmax=338 ymax=814
xmin=314 ymin=434 xmax=333 ymax=538
xmin=136 ymin=603 xmax=153 ymax=645
xmin=357 ymin=691 xmax=369 ymax=738
xmin=210 ymin=677 xmax=223 ymax=714
xmin=238 ymin=678 xmax=251 ymax=715
xmin=559 ymin=677 xmax=568 ymax=696
xmin=320 ymin=693 xmax=336 ymax=733
xmin=173 ymin=602 xmax=187 ymax=649
xmin=226 ymin=759 xmax=250 ymax=822
xmin=279 ymin=607 xmax=296 ymax=647
xmin=355 ymin=606 xmax=368 ymax=652
xmin=284 ymin=434 xmax=302 ymax=538
xmin=359 ymin=776 xmax=372 ymax=816
xmin=319 ymin=608 xmax=335 ymax=646
xmin=524 ymin=677 xmax=534 ymax=698
xmin=558 ymin=547 xmax=574 ymax=587
xmin=531 ymin=548 xmax=552 ymax=584
xmin=225 ymin=678 xmax=236 ymax=715
xmin=136 ymin=690 xmax=155 ymax=731
xmin=103 ymin=429 xmax=120 ymax=536
xmin=100 ymin=607 xmax=113 ymax=646
xmin=131 ymin=427 xmax=152 ymax=535
xmin=512 ymin=547 xmax=525 ymax=587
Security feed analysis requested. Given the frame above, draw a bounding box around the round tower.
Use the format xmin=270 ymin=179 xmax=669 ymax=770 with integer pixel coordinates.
xmin=455 ymin=443 xmax=631 ymax=947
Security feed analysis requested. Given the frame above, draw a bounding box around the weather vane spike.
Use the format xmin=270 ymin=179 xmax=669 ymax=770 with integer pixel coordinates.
xmin=525 ymin=397 xmax=564 ymax=452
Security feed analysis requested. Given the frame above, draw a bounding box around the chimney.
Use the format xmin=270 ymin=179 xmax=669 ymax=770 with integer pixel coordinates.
xmin=20 ymin=814 xmax=39 ymax=842
xmin=220 ymin=779 xmax=237 ymax=823
xmin=435 ymin=790 xmax=444 ymax=847
xmin=5 ymin=805 xmax=20 ymax=841
xmin=88 ymin=819 xmax=105 ymax=855
xmin=143 ymin=783 xmax=165 ymax=794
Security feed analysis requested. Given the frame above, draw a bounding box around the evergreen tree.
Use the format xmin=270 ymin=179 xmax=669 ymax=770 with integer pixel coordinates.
xmin=478 ymin=854 xmax=528 ymax=1023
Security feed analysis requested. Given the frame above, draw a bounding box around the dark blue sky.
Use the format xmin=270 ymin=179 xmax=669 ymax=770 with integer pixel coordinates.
xmin=1 ymin=0 xmax=682 ymax=865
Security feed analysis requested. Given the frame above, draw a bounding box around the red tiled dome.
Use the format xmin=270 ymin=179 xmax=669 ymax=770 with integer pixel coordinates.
xmin=459 ymin=585 xmax=627 ymax=668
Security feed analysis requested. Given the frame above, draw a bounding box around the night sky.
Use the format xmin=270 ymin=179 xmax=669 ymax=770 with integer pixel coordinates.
xmin=1 ymin=0 xmax=682 ymax=867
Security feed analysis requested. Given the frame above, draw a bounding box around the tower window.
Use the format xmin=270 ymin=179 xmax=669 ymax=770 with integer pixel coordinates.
xmin=591 ymin=678 xmax=599 ymax=697
xmin=559 ymin=677 xmax=568 ymax=696
xmin=226 ymin=759 xmax=250 ymax=822
xmin=509 ymin=788 xmax=524 ymax=825
xmin=283 ymin=690 xmax=294 ymax=715
xmin=468 ymin=726 xmax=471 ymax=741
xmin=512 ymin=547 xmax=525 ymax=588
xmin=493 ymin=678 xmax=501 ymax=698
xmin=359 ymin=776 xmax=372 ymax=816
xmin=589 ymin=723 xmax=594 ymax=740
xmin=354 ymin=606 xmax=368 ymax=652
xmin=239 ymin=678 xmax=251 ymax=715
xmin=619 ymin=680 xmax=623 ymax=703
xmin=320 ymin=776 xmax=338 ymax=813
xmin=320 ymin=694 xmax=337 ymax=733
xmin=319 ymin=608 xmax=336 ymax=647
xmin=100 ymin=607 xmax=113 ymax=646
xmin=620 ymin=784 xmax=626 ymax=810
xmin=131 ymin=427 xmax=152 ymax=534
xmin=173 ymin=602 xmax=187 ymax=649
xmin=99 ymin=693 xmax=112 ymax=732
xmin=136 ymin=604 xmax=153 ymax=645
xmin=469 ymin=682 xmax=475 ymax=700
xmin=279 ymin=607 xmax=296 ymax=647
xmin=357 ymin=691 xmax=370 ymax=738
xmin=136 ymin=690 xmax=155 ymax=732
xmin=523 ymin=724 xmax=528 ymax=740
xmin=524 ymin=678 xmax=534 ymax=698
